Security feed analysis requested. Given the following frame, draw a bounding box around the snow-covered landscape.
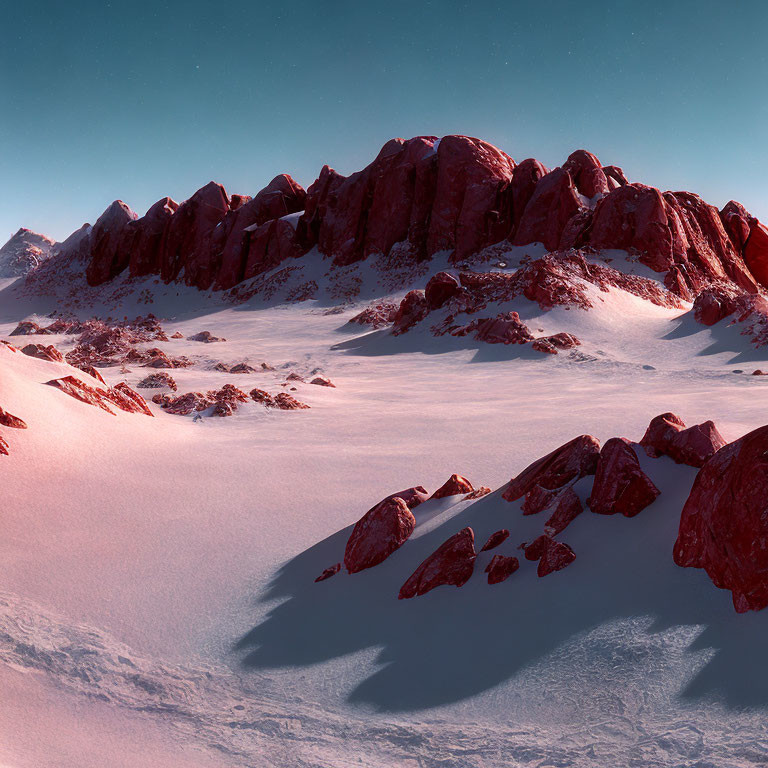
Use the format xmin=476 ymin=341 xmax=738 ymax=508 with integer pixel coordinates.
xmin=3 ymin=131 xmax=768 ymax=766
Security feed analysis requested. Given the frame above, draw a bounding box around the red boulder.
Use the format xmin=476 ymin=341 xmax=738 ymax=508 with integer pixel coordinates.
xmin=674 ymin=424 xmax=768 ymax=612
xmin=430 ymin=474 xmax=474 ymax=499
xmin=544 ymin=487 xmax=583 ymax=535
xmin=344 ymin=497 xmax=416 ymax=574
xmin=503 ymin=435 xmax=601 ymax=501
xmin=398 ymin=527 xmax=476 ymax=599
xmin=587 ymin=437 xmax=660 ymax=517
xmin=523 ymin=535 xmax=576 ymax=576
xmin=392 ymin=290 xmax=429 ymax=335
xmin=85 ymin=200 xmax=138 ymax=285
xmin=485 ymin=554 xmax=519 ymax=584
xmin=640 ymin=412 xmax=726 ymax=468
xmin=480 ymin=529 xmax=510 ymax=552
xmin=424 ymin=271 xmax=460 ymax=309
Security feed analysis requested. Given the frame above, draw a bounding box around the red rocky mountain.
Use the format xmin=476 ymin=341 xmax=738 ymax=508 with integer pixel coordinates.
xmin=21 ymin=135 xmax=768 ymax=301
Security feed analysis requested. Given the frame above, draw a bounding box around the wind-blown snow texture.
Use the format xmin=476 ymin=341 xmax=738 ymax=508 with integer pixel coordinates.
xmin=4 ymin=136 xmax=768 ymax=767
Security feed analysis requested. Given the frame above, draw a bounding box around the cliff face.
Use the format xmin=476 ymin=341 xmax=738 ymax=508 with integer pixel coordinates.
xmin=25 ymin=135 xmax=768 ymax=299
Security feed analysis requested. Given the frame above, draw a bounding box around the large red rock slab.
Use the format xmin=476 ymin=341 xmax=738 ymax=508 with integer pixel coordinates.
xmin=214 ymin=175 xmax=306 ymax=289
xmin=485 ymin=554 xmax=519 ymax=584
xmin=744 ymin=221 xmax=768 ymax=288
xmin=503 ymin=435 xmax=601 ymax=501
xmin=127 ymin=197 xmax=179 ymax=277
xmin=674 ymin=424 xmax=768 ymax=612
xmin=295 ymin=164 xmax=347 ymax=253
xmin=603 ymin=165 xmax=629 ymax=188
xmin=398 ymin=527 xmax=476 ymax=599
xmin=430 ymin=474 xmax=474 ymax=499
xmin=428 ymin=136 xmax=515 ymax=262
xmin=344 ymin=497 xmax=416 ymax=574
xmin=161 ymin=182 xmax=230 ymax=285
xmin=85 ymin=200 xmax=138 ymax=285
xmin=587 ymin=437 xmax=660 ymax=517
xmin=424 ymin=271 xmax=460 ymax=309
xmin=640 ymin=412 xmax=726 ymax=468
xmin=242 ymin=218 xmax=303 ymax=281
xmin=514 ymin=167 xmax=583 ymax=251
xmin=510 ymin=158 xmax=549 ymax=233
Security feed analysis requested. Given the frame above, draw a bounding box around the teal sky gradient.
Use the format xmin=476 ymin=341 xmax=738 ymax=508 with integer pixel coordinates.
xmin=3 ymin=0 xmax=768 ymax=241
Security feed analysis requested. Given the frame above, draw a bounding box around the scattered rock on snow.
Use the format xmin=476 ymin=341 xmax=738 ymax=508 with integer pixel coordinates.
xmin=188 ymin=331 xmax=226 ymax=343
xmin=0 ymin=408 xmax=27 ymax=429
xmin=137 ymin=372 xmax=178 ymax=390
xmin=310 ymin=376 xmax=335 ymax=387
xmin=315 ymin=563 xmax=341 ymax=582
xmin=480 ymin=529 xmax=510 ymax=552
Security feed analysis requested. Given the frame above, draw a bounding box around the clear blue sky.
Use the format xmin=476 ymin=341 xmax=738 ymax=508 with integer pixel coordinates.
xmin=3 ymin=0 xmax=768 ymax=242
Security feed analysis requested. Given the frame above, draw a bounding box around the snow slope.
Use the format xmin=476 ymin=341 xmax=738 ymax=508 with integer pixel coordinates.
xmin=2 ymin=273 xmax=768 ymax=766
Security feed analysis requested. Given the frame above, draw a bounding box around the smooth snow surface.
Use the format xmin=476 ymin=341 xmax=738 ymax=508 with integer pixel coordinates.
xmin=2 ymin=272 xmax=768 ymax=767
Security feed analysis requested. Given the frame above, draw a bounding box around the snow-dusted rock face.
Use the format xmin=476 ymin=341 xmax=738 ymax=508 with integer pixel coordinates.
xmin=23 ymin=134 xmax=768 ymax=307
xmin=0 ymin=228 xmax=56 ymax=277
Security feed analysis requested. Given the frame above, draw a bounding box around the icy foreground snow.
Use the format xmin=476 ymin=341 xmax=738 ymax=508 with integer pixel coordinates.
xmin=2 ymin=277 xmax=768 ymax=767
